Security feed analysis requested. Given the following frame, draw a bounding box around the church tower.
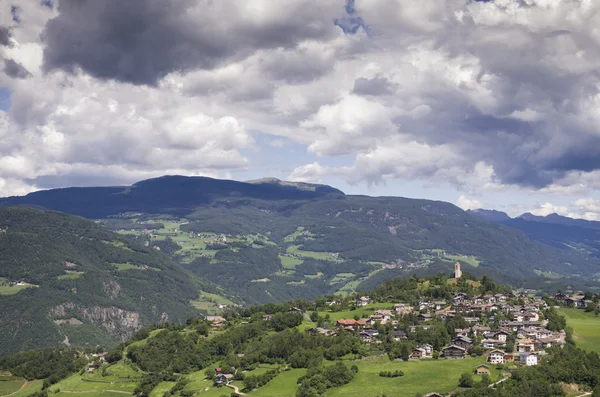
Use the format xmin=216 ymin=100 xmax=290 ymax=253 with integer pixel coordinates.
xmin=454 ymin=261 xmax=462 ymax=279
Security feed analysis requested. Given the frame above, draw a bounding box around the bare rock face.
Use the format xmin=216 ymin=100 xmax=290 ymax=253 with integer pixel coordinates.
xmin=50 ymin=302 xmax=142 ymax=342
xmin=103 ymin=280 xmax=122 ymax=300
xmin=82 ymin=306 xmax=141 ymax=341
xmin=49 ymin=302 xmax=75 ymax=317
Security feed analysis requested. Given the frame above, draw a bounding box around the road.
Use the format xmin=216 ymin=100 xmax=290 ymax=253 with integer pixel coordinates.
xmin=227 ymin=383 xmax=247 ymax=396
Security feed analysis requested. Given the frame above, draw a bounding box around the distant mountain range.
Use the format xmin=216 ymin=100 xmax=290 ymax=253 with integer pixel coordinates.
xmin=468 ymin=209 xmax=600 ymax=259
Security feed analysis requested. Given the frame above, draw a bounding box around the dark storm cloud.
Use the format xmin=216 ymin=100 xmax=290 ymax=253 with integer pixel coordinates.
xmin=42 ymin=0 xmax=337 ymax=86
xmin=352 ymin=75 xmax=396 ymax=96
xmin=0 ymin=26 xmax=11 ymax=46
xmin=3 ymin=59 xmax=32 ymax=79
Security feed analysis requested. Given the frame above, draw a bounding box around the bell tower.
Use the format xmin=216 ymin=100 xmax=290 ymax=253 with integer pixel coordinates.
xmin=454 ymin=261 xmax=462 ymax=279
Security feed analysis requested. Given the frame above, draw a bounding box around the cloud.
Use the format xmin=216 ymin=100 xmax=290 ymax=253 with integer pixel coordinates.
xmin=3 ymin=59 xmax=31 ymax=79
xmin=529 ymin=202 xmax=571 ymax=217
xmin=0 ymin=26 xmax=11 ymax=46
xmin=288 ymin=162 xmax=330 ymax=183
xmin=456 ymin=195 xmax=484 ymax=211
xmin=41 ymin=0 xmax=340 ymax=86
xmin=1 ymin=0 xmax=600 ymax=200
xmin=352 ymin=75 xmax=397 ymax=96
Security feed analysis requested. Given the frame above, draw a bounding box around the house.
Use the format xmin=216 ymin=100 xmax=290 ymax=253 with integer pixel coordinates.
xmin=504 ymin=354 xmax=515 ymax=363
xmin=521 ymin=353 xmax=538 ymax=366
xmin=488 ymin=350 xmax=505 ymax=364
xmin=214 ymin=373 xmax=234 ymax=386
xmin=262 ymin=314 xmax=273 ymax=321
xmin=418 ymin=313 xmax=433 ymax=322
xmin=288 ymin=307 xmax=303 ymax=314
xmin=476 ymin=364 xmax=491 ymax=375
xmin=472 ymin=325 xmax=491 ymax=336
xmin=392 ymin=330 xmax=408 ymax=341
xmin=482 ymin=339 xmax=505 ymax=350
xmin=493 ymin=330 xmax=511 ymax=342
xmin=424 ymin=393 xmax=444 ymax=397
xmin=394 ymin=303 xmax=414 ymax=315
xmin=411 ymin=344 xmax=433 ymax=359
xmin=206 ymin=315 xmax=226 ymax=323
xmin=518 ymin=339 xmax=535 ymax=353
xmin=358 ymin=329 xmax=379 ymax=343
xmin=554 ymin=292 xmax=567 ymax=301
xmin=433 ymin=301 xmax=447 ymax=310
xmin=443 ymin=345 xmax=466 ymax=359
xmin=356 ymin=296 xmax=371 ymax=306
xmin=452 ymin=335 xmax=473 ymax=350
xmin=336 ymin=319 xmax=366 ymax=329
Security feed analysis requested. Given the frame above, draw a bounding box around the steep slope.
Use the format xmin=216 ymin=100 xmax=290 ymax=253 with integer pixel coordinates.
xmin=0 ymin=207 xmax=201 ymax=356
xmin=2 ymin=176 xmax=599 ymax=303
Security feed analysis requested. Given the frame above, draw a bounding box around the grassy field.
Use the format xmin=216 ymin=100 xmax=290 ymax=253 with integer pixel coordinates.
xmin=558 ymin=308 xmax=600 ymax=353
xmin=280 ymin=255 xmax=304 ymax=269
xmin=247 ymin=368 xmax=306 ymax=397
xmin=49 ymin=371 xmax=138 ymax=394
xmin=325 ymin=357 xmax=499 ymax=397
xmin=286 ymin=245 xmax=342 ymax=262
xmin=318 ymin=303 xmax=394 ymax=322
xmin=150 ymin=382 xmax=176 ymax=397
xmin=443 ymin=254 xmax=480 ymax=267
xmin=0 ymin=284 xmax=36 ymax=296
xmin=3 ymin=380 xmax=43 ymax=397
xmin=0 ymin=378 xmax=25 ymax=396
xmin=58 ymin=271 xmax=85 ymax=280
xmin=191 ymin=291 xmax=236 ymax=314
xmin=104 ymin=363 xmax=142 ymax=378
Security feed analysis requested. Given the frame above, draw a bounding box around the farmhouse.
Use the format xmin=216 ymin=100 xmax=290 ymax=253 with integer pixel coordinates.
xmin=214 ymin=373 xmax=234 ymax=386
xmin=476 ymin=364 xmax=491 ymax=375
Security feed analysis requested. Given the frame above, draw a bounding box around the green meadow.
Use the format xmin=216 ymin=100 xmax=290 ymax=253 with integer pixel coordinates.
xmin=318 ymin=303 xmax=393 ymax=322
xmin=247 ymin=368 xmax=306 ymax=397
xmin=325 ymin=356 xmax=499 ymax=397
xmin=558 ymin=308 xmax=600 ymax=353
xmin=0 ymin=378 xmax=25 ymax=396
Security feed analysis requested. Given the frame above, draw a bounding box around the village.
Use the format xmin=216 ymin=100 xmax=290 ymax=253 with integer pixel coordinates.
xmin=294 ymin=263 xmax=569 ymax=372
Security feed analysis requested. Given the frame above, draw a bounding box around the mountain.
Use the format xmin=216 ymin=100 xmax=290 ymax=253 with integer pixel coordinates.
xmin=2 ymin=176 xmax=599 ymax=302
xmin=469 ymin=209 xmax=600 ymax=260
xmin=0 ymin=207 xmax=204 ymax=356
xmin=518 ymin=212 xmax=600 ymax=231
xmin=466 ymin=209 xmax=511 ymax=222
xmin=0 ymin=175 xmax=344 ymax=219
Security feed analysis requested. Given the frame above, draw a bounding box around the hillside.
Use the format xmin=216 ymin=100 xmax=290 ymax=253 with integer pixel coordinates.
xmin=0 ymin=275 xmax=598 ymax=397
xmin=2 ymin=176 xmax=600 ymax=303
xmin=0 ymin=207 xmax=205 ymax=356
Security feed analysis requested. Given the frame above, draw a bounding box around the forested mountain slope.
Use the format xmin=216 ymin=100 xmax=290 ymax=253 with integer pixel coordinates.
xmin=0 ymin=207 xmax=201 ymax=356
xmin=2 ymin=176 xmax=599 ymax=304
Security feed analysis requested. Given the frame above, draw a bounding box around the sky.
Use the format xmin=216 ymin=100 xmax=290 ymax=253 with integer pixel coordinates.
xmin=1 ymin=0 xmax=600 ymax=220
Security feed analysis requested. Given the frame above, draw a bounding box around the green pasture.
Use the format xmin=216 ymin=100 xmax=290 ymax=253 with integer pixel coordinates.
xmin=558 ymin=308 xmax=600 ymax=353
xmin=247 ymin=368 xmax=306 ymax=397
xmin=318 ymin=303 xmax=393 ymax=322
xmin=325 ymin=356 xmax=499 ymax=397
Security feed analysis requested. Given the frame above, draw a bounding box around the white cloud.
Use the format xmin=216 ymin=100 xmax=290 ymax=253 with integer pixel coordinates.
xmin=456 ymin=195 xmax=484 ymax=211
xmin=288 ymin=162 xmax=330 ymax=183
xmin=1 ymin=0 xmax=600 ymax=203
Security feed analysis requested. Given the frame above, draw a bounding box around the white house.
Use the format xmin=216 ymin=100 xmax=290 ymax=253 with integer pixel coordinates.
xmin=488 ymin=350 xmax=505 ymax=364
xmin=521 ymin=353 xmax=538 ymax=366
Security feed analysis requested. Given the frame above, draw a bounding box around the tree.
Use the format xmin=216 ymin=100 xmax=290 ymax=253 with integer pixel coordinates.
xmin=459 ymin=373 xmax=474 ymax=388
